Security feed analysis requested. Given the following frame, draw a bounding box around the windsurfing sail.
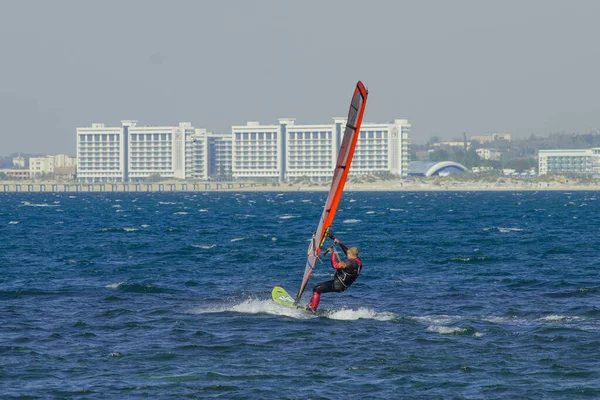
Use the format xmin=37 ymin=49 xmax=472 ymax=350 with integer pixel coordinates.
xmin=294 ymin=81 xmax=368 ymax=304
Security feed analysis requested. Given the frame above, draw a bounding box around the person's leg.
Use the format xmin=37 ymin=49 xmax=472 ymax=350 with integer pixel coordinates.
xmin=307 ymin=280 xmax=335 ymax=312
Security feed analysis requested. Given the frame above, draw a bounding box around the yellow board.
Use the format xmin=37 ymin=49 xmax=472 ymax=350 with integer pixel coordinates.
xmin=272 ymin=286 xmax=303 ymax=309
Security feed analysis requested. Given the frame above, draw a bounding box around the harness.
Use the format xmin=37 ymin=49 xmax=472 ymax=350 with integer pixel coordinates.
xmin=335 ymin=258 xmax=362 ymax=288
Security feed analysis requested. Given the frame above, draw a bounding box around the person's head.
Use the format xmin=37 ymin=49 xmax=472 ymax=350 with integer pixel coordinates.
xmin=347 ymin=246 xmax=359 ymax=258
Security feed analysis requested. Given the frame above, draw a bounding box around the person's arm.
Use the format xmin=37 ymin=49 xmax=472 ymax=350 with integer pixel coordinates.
xmin=330 ymin=251 xmax=347 ymax=269
xmin=334 ymin=239 xmax=349 ymax=255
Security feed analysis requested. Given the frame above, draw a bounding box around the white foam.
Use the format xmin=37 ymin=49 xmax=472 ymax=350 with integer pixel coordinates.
xmin=231 ymin=237 xmax=247 ymax=242
xmin=194 ymin=298 xmax=314 ymax=319
xmin=106 ymin=281 xmax=127 ymax=289
xmin=279 ymin=215 xmax=297 ymax=219
xmin=427 ymin=325 xmax=469 ymax=335
xmin=326 ymin=307 xmax=397 ymax=321
xmin=20 ymin=201 xmax=59 ymax=207
xmin=192 ymin=244 xmax=217 ymax=249
xmin=343 ymin=219 xmax=361 ymax=224
xmin=193 ymin=299 xmax=397 ymax=322
xmin=541 ymin=315 xmax=578 ymax=322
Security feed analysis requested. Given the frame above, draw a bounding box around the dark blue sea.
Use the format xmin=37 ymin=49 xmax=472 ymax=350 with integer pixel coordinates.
xmin=1 ymin=190 xmax=600 ymax=399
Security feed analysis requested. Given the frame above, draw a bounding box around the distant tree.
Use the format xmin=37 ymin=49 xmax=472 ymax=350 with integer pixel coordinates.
xmin=503 ymin=157 xmax=536 ymax=172
xmin=429 ymin=148 xmax=450 ymax=162
xmin=427 ymin=136 xmax=441 ymax=146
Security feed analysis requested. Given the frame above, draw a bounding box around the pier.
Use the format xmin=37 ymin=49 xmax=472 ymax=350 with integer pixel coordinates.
xmin=0 ymin=182 xmax=258 ymax=193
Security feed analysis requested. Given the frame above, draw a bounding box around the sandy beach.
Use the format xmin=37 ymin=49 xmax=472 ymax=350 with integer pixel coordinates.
xmin=1 ymin=177 xmax=599 ymax=193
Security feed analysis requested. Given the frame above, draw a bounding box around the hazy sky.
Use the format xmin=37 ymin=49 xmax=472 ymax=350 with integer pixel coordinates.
xmin=2 ymin=0 xmax=600 ymax=155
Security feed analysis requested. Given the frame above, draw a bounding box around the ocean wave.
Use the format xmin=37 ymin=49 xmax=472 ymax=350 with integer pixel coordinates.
xmin=278 ymin=215 xmax=297 ymax=219
xmin=326 ymin=307 xmax=398 ymax=321
xmin=194 ymin=298 xmax=314 ymax=319
xmin=426 ymin=325 xmax=474 ymax=335
xmin=106 ymin=282 xmax=168 ymax=293
xmin=191 ymin=244 xmax=217 ymax=249
xmin=20 ymin=201 xmax=60 ymax=207
xmin=447 ymin=255 xmax=497 ymax=264
xmin=483 ymin=227 xmax=524 ymax=232
xmin=99 ymin=227 xmax=139 ymax=233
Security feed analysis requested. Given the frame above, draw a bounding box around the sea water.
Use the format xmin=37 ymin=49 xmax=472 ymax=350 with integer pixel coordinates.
xmin=1 ymin=191 xmax=599 ymax=399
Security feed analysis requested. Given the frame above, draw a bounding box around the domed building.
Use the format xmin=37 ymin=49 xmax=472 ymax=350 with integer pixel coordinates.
xmin=408 ymin=161 xmax=467 ymax=177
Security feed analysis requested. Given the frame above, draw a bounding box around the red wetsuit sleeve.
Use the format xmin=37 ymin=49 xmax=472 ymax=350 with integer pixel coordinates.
xmin=330 ymin=252 xmax=345 ymax=269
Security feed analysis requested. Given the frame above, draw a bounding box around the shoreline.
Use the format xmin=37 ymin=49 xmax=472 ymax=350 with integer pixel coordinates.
xmin=1 ymin=180 xmax=599 ymax=193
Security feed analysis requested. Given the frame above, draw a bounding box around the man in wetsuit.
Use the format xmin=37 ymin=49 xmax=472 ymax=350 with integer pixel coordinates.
xmin=305 ymin=234 xmax=362 ymax=313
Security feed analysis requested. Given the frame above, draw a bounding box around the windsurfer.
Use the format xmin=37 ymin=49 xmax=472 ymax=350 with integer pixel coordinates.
xmin=305 ymin=234 xmax=362 ymax=312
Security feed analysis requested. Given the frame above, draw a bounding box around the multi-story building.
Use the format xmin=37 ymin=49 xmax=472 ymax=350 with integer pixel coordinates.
xmin=538 ymin=148 xmax=600 ymax=176
xmin=0 ymin=169 xmax=30 ymax=179
xmin=476 ymin=148 xmax=503 ymax=161
xmin=76 ymin=117 xmax=411 ymax=183
xmin=30 ymin=154 xmax=77 ymax=178
xmin=231 ymin=118 xmax=411 ymax=182
xmin=356 ymin=119 xmax=411 ymax=177
xmin=29 ymin=156 xmax=55 ymax=177
xmin=77 ymin=123 xmax=125 ymax=182
xmin=285 ymin=119 xmax=337 ymax=182
xmin=231 ymin=121 xmax=282 ymax=182
xmin=206 ymin=132 xmax=233 ymax=180
xmin=77 ymin=121 xmax=201 ymax=183
xmin=471 ymin=133 xmax=512 ymax=143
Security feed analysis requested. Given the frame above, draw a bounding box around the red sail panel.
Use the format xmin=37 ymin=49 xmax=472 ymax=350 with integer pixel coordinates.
xmin=295 ymin=81 xmax=368 ymax=304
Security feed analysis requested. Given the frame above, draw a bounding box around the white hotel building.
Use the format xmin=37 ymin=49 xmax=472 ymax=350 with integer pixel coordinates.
xmin=77 ymin=118 xmax=411 ymax=183
xmin=77 ymin=121 xmax=211 ymax=183
xmin=231 ymin=118 xmax=411 ymax=182
xmin=538 ymin=148 xmax=600 ymax=176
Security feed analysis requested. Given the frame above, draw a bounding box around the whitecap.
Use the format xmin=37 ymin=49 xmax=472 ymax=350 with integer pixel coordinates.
xmin=541 ymin=315 xmax=573 ymax=322
xmin=326 ymin=307 xmax=397 ymax=321
xmin=106 ymin=282 xmax=128 ymax=289
xmin=427 ymin=325 xmax=469 ymax=335
xmin=498 ymin=227 xmax=523 ymax=233
xmin=343 ymin=219 xmax=361 ymax=224
xmin=192 ymin=244 xmax=217 ymax=249
xmin=279 ymin=215 xmax=297 ymax=219
xmin=231 ymin=237 xmax=247 ymax=242
xmin=8 ymin=221 xmax=20 ymax=225
xmin=193 ymin=298 xmax=314 ymax=319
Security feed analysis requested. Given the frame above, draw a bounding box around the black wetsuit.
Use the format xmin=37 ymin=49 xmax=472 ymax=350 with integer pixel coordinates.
xmin=313 ymin=242 xmax=362 ymax=294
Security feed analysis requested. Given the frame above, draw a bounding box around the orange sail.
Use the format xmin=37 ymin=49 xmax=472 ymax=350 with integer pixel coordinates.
xmin=295 ymin=81 xmax=368 ymax=304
